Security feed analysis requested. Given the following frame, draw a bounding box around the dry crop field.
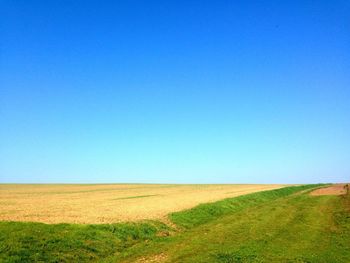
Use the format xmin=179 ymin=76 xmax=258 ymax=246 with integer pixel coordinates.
xmin=0 ymin=184 xmax=283 ymax=224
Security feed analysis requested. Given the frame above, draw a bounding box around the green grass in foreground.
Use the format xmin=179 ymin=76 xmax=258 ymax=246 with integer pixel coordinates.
xmin=169 ymin=184 xmax=325 ymax=228
xmin=1 ymin=184 xmax=349 ymax=262
xmin=0 ymin=221 xmax=171 ymax=262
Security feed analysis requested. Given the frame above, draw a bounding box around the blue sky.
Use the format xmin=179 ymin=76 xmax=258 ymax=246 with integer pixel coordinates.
xmin=1 ymin=0 xmax=349 ymax=183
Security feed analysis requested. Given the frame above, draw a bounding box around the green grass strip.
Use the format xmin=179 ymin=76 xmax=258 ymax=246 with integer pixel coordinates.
xmin=0 ymin=221 xmax=170 ymax=262
xmin=169 ymin=184 xmax=327 ymax=228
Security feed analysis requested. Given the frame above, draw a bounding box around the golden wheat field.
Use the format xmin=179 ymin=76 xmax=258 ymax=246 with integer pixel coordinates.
xmin=0 ymin=184 xmax=284 ymax=224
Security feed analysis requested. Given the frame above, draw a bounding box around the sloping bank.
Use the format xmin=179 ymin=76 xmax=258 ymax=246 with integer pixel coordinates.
xmin=169 ymin=184 xmax=326 ymax=228
xmin=0 ymin=184 xmax=325 ymax=262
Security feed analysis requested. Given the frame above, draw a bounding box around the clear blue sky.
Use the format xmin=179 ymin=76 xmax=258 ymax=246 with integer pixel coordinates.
xmin=1 ymin=1 xmax=349 ymax=184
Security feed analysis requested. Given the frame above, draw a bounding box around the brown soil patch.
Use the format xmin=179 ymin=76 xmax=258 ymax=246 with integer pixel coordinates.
xmin=310 ymin=184 xmax=348 ymax=196
xmin=0 ymin=184 xmax=284 ymax=224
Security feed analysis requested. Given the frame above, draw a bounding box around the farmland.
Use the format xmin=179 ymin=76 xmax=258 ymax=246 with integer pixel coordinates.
xmin=0 ymin=184 xmax=349 ymax=262
xmin=0 ymin=184 xmax=283 ymax=224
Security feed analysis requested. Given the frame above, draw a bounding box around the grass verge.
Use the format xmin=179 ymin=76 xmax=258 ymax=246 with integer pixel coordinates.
xmin=0 ymin=221 xmax=170 ymax=262
xmin=169 ymin=184 xmax=326 ymax=228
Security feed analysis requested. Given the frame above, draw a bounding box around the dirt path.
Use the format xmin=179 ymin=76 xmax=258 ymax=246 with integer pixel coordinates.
xmin=310 ymin=184 xmax=348 ymax=196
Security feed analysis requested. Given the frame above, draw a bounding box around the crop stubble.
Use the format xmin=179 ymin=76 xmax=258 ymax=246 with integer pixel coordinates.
xmin=0 ymin=184 xmax=284 ymax=224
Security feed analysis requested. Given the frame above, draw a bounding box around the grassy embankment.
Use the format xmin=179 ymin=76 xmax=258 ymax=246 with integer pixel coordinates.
xmin=1 ymin=184 xmax=349 ymax=262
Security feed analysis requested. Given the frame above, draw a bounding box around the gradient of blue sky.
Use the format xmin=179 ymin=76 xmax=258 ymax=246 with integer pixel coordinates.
xmin=1 ymin=0 xmax=349 ymax=183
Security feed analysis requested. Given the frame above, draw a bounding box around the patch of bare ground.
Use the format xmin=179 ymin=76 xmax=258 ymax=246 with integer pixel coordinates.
xmin=310 ymin=184 xmax=348 ymax=196
xmin=135 ymin=253 xmax=167 ymax=263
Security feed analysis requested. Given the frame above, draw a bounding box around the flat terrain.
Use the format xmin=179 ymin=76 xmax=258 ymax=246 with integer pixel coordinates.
xmin=1 ymin=184 xmax=349 ymax=262
xmin=0 ymin=184 xmax=283 ymax=224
